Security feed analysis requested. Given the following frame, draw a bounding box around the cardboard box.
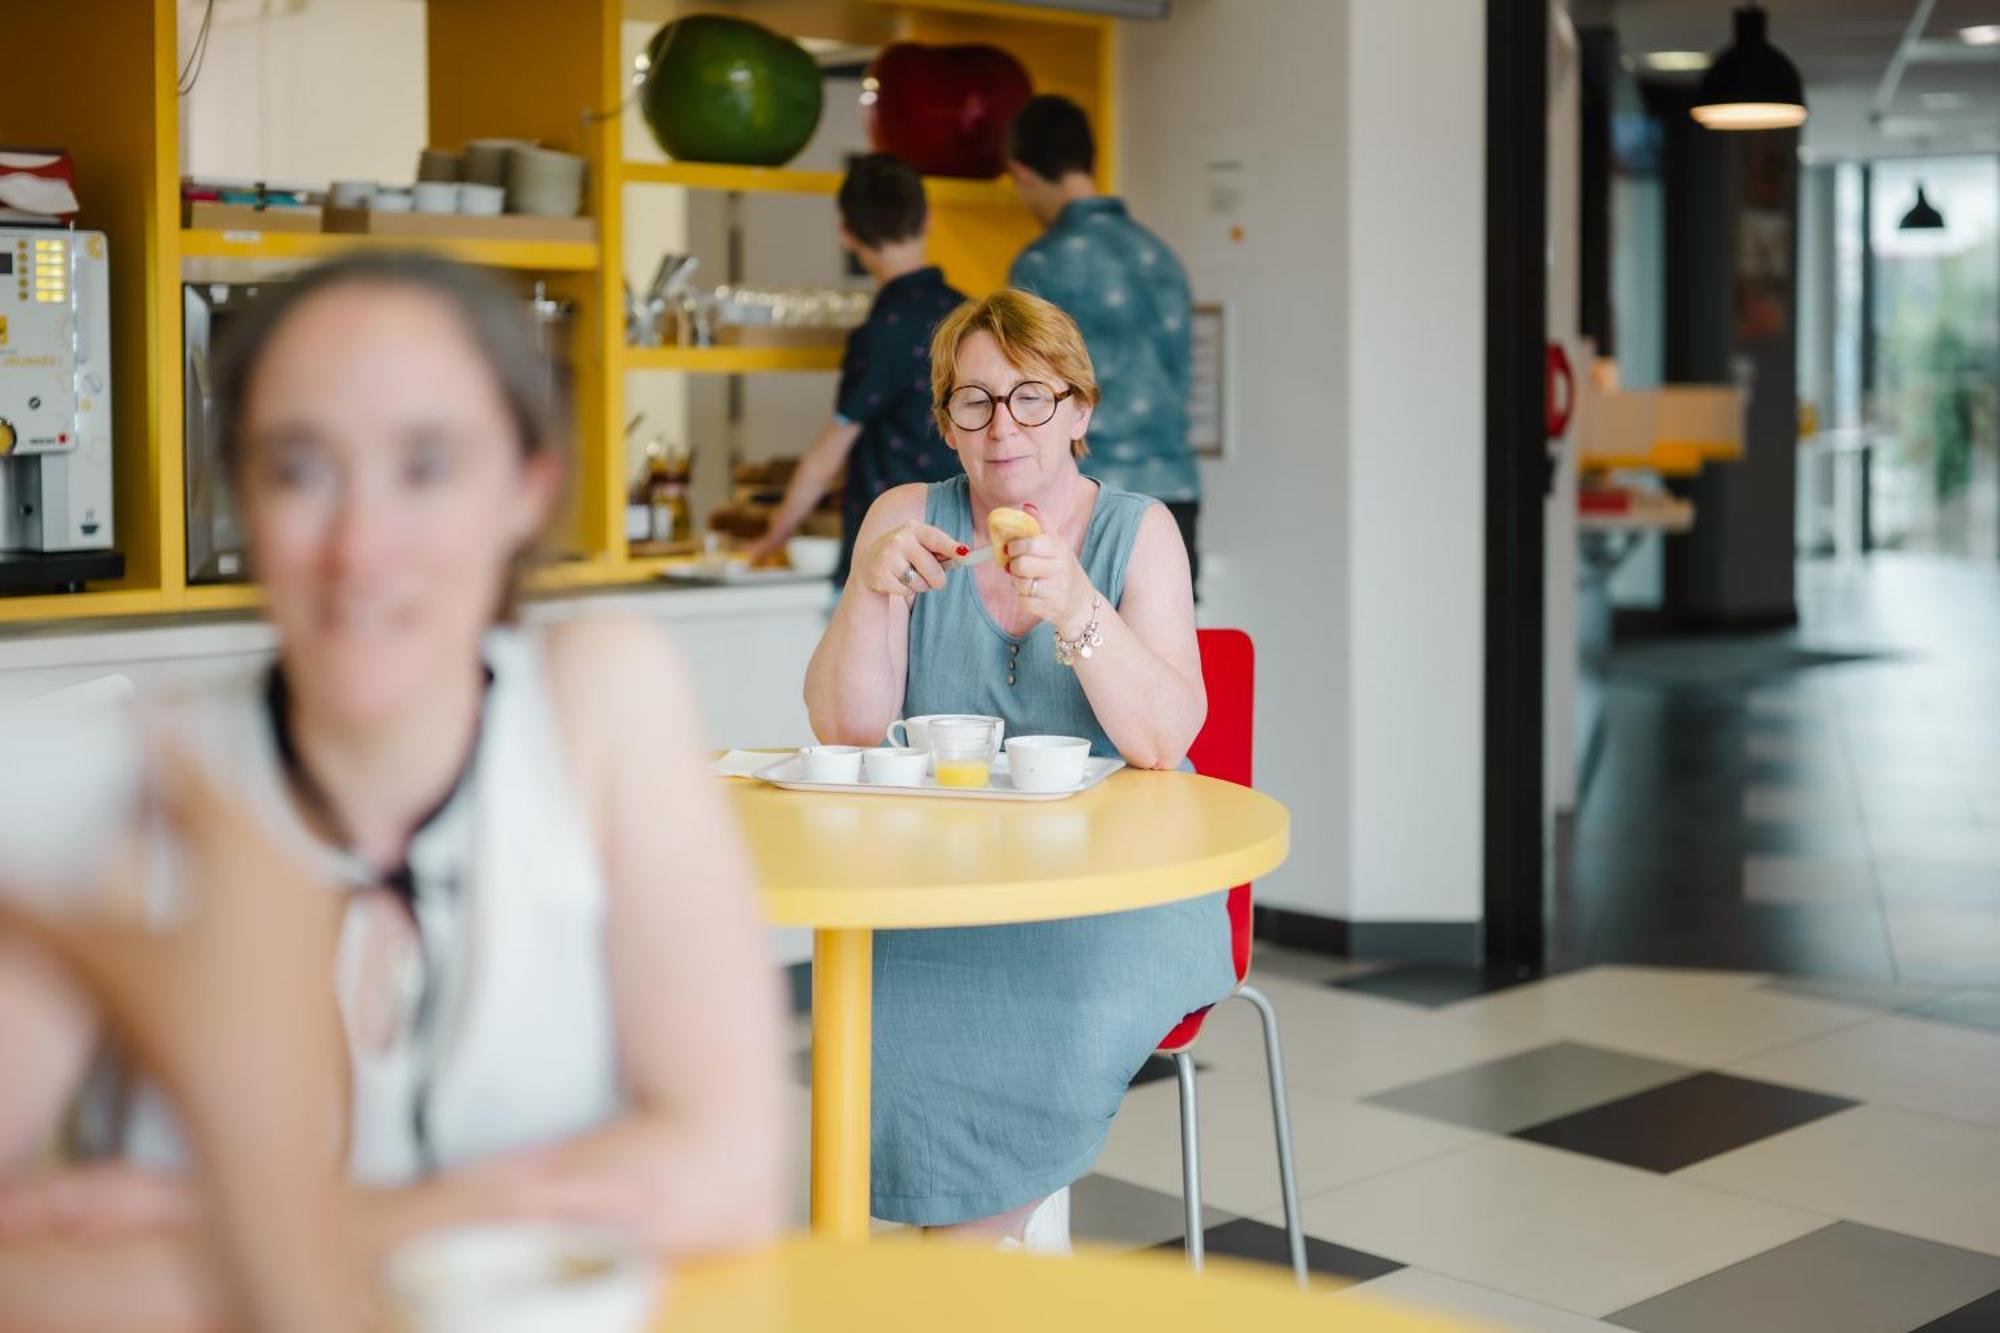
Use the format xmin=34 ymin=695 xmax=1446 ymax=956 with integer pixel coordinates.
xmin=183 ymin=200 xmax=323 ymax=232
xmin=717 ymin=323 xmax=850 ymax=349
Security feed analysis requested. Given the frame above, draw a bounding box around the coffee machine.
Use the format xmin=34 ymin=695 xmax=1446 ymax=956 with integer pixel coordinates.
xmin=0 ymin=227 xmax=121 ymax=593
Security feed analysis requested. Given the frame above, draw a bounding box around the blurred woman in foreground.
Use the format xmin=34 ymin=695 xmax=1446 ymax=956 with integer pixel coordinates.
xmin=0 ymin=253 xmax=785 ymax=1328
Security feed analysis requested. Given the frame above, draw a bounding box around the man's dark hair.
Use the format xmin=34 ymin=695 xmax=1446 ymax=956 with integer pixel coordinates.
xmin=1006 ymin=95 xmax=1095 ymax=182
xmin=837 ymin=153 xmax=928 ymax=249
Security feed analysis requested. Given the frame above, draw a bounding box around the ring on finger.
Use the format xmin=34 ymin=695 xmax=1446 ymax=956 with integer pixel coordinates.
xmin=899 ymin=565 xmax=918 ymax=588
xmin=1028 ymin=577 xmax=1041 ymax=599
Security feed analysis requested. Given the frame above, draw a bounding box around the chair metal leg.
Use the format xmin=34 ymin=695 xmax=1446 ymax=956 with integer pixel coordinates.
xmin=1238 ymin=985 xmax=1308 ymax=1287
xmin=1172 ymin=1050 xmax=1204 ymax=1271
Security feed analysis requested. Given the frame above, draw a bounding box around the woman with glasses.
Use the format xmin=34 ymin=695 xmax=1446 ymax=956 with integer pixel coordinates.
xmin=804 ymin=289 xmax=1229 ymax=1251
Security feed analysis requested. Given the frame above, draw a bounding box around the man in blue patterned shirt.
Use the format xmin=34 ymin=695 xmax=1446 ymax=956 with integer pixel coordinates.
xmin=1005 ymin=95 xmax=1202 ymax=591
xmin=749 ymin=154 xmax=966 ymax=584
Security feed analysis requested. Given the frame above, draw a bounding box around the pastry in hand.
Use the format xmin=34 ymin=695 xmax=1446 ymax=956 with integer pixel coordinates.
xmin=986 ymin=507 xmax=1041 ymax=574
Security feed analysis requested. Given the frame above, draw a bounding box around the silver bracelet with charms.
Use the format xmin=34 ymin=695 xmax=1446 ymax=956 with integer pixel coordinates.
xmin=1054 ymin=596 xmax=1105 ymax=667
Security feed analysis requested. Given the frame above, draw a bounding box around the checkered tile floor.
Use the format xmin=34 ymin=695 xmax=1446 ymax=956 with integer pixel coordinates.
xmin=789 ymin=955 xmax=2000 ymax=1330
xmin=780 ymin=557 xmax=2000 ymax=1328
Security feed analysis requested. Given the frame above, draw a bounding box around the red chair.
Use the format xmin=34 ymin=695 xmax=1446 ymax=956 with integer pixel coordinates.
xmin=1158 ymin=629 xmax=1306 ymax=1283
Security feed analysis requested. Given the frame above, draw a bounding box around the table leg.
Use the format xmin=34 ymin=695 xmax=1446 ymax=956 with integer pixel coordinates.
xmin=810 ymin=927 xmax=873 ymax=1240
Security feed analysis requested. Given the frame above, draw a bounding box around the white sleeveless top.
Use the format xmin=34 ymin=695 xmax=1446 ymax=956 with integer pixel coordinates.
xmin=113 ymin=628 xmax=623 ymax=1184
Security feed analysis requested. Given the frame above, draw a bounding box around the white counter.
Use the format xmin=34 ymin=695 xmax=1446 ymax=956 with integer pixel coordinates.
xmin=0 ymin=578 xmax=835 ymax=968
xmin=0 ymin=578 xmax=835 ymax=748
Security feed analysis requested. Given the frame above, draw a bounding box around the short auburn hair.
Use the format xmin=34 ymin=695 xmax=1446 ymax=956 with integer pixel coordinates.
xmin=930 ymin=288 xmax=1098 ymax=458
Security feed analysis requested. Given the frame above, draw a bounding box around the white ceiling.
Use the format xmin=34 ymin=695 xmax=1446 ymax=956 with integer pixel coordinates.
xmin=1593 ymin=0 xmax=2000 ymax=161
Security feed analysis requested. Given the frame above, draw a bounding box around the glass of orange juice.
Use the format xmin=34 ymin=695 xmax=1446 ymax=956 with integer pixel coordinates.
xmin=928 ymin=717 xmax=1002 ymax=789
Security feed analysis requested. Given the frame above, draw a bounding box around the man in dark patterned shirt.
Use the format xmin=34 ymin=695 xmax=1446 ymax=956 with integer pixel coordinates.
xmin=749 ymin=154 xmax=967 ymax=584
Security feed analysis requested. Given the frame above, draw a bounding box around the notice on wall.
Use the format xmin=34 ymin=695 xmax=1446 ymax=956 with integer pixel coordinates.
xmin=1206 ymin=155 xmax=1250 ymax=249
xmin=1188 ymin=302 xmax=1226 ymax=459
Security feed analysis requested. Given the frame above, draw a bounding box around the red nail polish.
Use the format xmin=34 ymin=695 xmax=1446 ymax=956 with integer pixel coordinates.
xmin=957 ymin=545 xmax=969 ymax=557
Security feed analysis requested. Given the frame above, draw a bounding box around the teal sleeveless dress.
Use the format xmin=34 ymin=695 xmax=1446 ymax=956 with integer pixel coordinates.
xmin=870 ymin=475 xmax=1234 ymax=1225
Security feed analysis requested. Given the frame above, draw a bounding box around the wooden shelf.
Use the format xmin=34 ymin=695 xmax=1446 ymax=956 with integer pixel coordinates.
xmin=622 ymin=160 xmax=1016 ymax=209
xmin=180 ymin=228 xmax=601 ymax=272
xmin=623 ymin=344 xmax=844 ymax=374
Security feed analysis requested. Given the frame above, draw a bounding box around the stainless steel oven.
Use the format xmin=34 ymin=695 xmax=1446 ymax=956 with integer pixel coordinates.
xmin=182 ymin=280 xmax=267 ymax=584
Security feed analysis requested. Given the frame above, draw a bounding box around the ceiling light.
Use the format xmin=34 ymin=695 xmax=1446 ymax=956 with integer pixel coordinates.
xmin=1691 ymin=4 xmax=1809 ymax=130
xmin=1899 ymin=185 xmax=1946 ymax=230
xmin=1645 ymin=50 xmax=1712 ymax=72
xmin=1958 ymin=24 xmax=2000 ymax=45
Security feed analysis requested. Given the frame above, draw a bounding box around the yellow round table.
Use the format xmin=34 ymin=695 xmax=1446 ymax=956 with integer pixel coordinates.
xmin=732 ymin=769 xmax=1290 ymax=1240
xmin=657 ymin=1239 xmax=1486 ymax=1331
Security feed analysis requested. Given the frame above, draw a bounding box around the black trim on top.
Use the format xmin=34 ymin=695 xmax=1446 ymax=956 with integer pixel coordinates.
xmin=1859 ymin=164 xmax=1877 ymax=554
xmin=1483 ymin=0 xmax=1550 ymax=977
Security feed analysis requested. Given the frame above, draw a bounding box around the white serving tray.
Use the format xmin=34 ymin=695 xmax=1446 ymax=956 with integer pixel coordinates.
xmin=753 ymin=752 xmax=1125 ymax=802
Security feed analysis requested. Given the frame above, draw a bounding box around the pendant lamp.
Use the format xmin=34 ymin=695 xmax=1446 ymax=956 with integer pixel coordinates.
xmin=1690 ymin=4 xmax=1808 ymax=130
xmin=1900 ymin=185 xmax=1946 ymax=230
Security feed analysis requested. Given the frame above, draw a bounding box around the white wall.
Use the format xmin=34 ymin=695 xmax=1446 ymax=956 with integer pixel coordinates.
xmin=1119 ymin=0 xmax=1351 ymax=918
xmin=1546 ymin=6 xmax=1582 ymax=817
xmin=1342 ymin=1 xmax=1487 ymax=926
xmin=182 ymin=0 xmax=427 ymax=184
xmin=1121 ymin=0 xmax=1487 ymax=931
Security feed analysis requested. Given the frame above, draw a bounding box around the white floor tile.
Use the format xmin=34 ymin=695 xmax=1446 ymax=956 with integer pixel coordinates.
xmin=1678 ymin=1104 xmax=2000 ymax=1258
xmin=1436 ymin=966 xmax=1882 ymax=1068
xmin=1337 ymin=1267 xmax=1623 ymax=1331
xmin=1728 ymin=1013 xmax=2000 ymax=1128
xmin=1094 ymin=1069 xmax=1486 ymax=1216
xmin=1867 ymin=827 xmax=2000 ymax=869
xmin=1741 ymin=854 xmax=1878 ymax=907
xmin=1886 ymin=903 xmax=2000 ymax=986
xmin=1293 ymin=1139 xmax=1826 ymax=1318
xmin=1180 ymin=976 xmax=1557 ymax=1100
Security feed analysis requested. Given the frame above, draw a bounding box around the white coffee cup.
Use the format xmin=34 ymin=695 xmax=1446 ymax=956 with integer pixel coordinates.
xmin=329 ymin=179 xmax=377 ymax=209
xmin=886 ymin=714 xmax=1005 ymax=752
xmin=861 ymin=746 xmax=929 ymax=786
xmin=797 ymin=745 xmax=863 ymax=784
xmin=413 ymin=181 xmax=460 ymax=214
xmin=1004 ymin=735 xmax=1092 ymax=793
xmin=381 ymin=1222 xmax=659 ymax=1333
xmin=459 ymin=182 xmax=506 ymax=216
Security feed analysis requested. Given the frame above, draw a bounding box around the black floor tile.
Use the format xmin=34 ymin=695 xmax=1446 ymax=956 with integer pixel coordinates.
xmin=1330 ymin=962 xmax=1534 ymax=1009
xmin=1513 ymin=1072 xmax=1859 ymax=1173
xmin=1129 ymin=1054 xmax=1202 ymax=1088
xmin=1914 ymin=1287 xmax=2000 ymax=1331
xmin=1152 ymin=1217 xmax=1404 ymax=1285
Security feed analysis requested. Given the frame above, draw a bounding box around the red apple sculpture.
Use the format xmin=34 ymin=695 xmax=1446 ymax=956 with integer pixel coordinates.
xmin=863 ymin=42 xmax=1033 ymax=180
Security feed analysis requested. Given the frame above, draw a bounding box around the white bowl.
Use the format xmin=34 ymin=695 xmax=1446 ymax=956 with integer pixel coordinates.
xmin=862 ymin=746 xmax=929 ymax=786
xmin=459 ymin=182 xmax=505 ymax=216
xmin=329 ymin=179 xmax=377 ymax=208
xmin=380 ymin=1222 xmax=660 ymax=1333
xmin=798 ymin=744 xmax=863 ymax=784
xmin=413 ymin=182 xmax=460 ymax=215
xmin=786 ymin=535 xmax=840 ymax=577
xmin=1005 ymin=735 xmax=1092 ymax=793
xmin=371 ymin=190 xmax=414 ymax=214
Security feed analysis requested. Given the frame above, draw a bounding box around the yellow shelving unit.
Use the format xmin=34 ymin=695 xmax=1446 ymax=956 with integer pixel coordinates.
xmin=624 ymin=344 xmax=845 ymax=374
xmin=180 ymin=228 xmax=601 ymax=272
xmin=623 ymin=159 xmax=1015 ymax=209
xmin=0 ymin=0 xmax=1111 ymax=625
